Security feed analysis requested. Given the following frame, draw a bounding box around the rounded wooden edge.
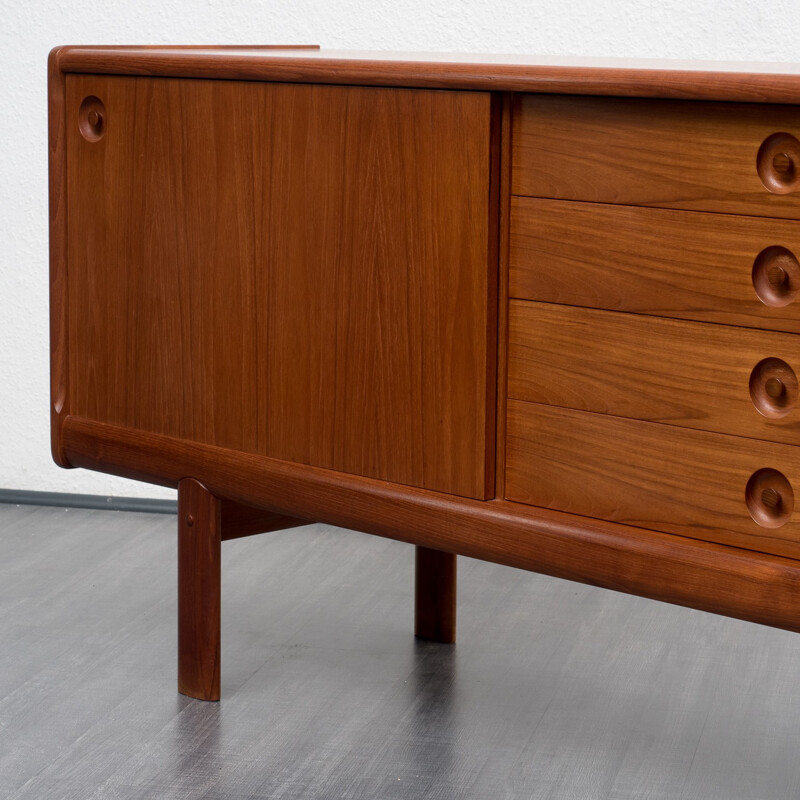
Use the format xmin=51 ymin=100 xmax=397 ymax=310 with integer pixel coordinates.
xmin=50 ymin=426 xmax=73 ymax=469
xmin=49 ymin=47 xmax=800 ymax=104
xmin=60 ymin=416 xmax=800 ymax=634
xmin=48 ymin=46 xmax=71 ymax=469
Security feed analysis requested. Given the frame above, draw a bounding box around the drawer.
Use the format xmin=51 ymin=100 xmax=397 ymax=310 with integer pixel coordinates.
xmin=505 ymin=400 xmax=800 ymax=559
xmin=508 ymin=301 xmax=800 ymax=445
xmin=512 ymin=95 xmax=800 ymax=219
xmin=509 ymin=198 xmax=800 ymax=334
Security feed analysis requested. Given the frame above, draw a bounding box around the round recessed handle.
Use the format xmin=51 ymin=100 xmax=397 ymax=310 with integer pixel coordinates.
xmin=757 ymin=132 xmax=800 ymax=194
xmin=749 ymin=357 xmax=798 ymax=418
xmin=78 ymin=95 xmax=105 ymax=142
xmin=752 ymin=246 xmax=800 ymax=307
xmin=746 ymin=468 xmax=794 ymax=528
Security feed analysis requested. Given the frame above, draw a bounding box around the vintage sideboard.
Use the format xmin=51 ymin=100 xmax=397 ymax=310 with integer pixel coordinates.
xmin=49 ymin=46 xmax=800 ymax=700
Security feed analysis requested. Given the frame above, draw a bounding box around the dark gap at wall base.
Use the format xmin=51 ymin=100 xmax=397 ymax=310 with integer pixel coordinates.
xmin=0 ymin=488 xmax=177 ymax=514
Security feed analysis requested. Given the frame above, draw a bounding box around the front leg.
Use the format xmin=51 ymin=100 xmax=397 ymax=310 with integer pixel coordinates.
xmin=178 ymin=478 xmax=221 ymax=700
xmin=414 ymin=546 xmax=457 ymax=643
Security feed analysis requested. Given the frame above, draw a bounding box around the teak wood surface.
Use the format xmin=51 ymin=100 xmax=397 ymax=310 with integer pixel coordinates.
xmin=48 ymin=50 xmax=68 ymax=468
xmin=505 ymin=400 xmax=800 ymax=560
xmin=414 ymin=546 xmax=457 ymax=643
xmin=177 ymin=478 xmax=221 ymax=701
xmin=508 ymin=300 xmax=800 ymax=445
xmin=50 ymin=46 xmax=800 ymax=103
xmin=510 ymin=198 xmax=800 ymax=333
xmin=50 ymin=47 xmax=800 ymax=698
xmin=512 ymin=94 xmax=800 ymax=218
xmin=65 ymin=74 xmax=494 ymax=500
xmin=60 ymin=414 xmax=800 ymax=636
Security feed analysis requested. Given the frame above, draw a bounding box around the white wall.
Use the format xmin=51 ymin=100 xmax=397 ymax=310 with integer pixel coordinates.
xmin=3 ymin=0 xmax=799 ymax=499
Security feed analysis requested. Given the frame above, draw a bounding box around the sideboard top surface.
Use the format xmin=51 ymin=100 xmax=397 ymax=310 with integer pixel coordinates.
xmin=50 ymin=45 xmax=800 ymax=103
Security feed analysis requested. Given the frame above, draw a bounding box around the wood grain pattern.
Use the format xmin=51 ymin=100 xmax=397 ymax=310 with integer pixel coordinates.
xmin=60 ymin=414 xmax=800 ymax=634
xmin=51 ymin=46 xmax=800 ymax=103
xmin=505 ymin=400 xmax=800 ymax=560
xmin=48 ymin=47 xmax=70 ymax=468
xmin=254 ymin=82 xmax=494 ymax=498
xmin=66 ymin=75 xmax=262 ymax=453
xmin=178 ymin=478 xmax=221 ymax=701
xmin=508 ymin=301 xmax=800 ymax=444
xmin=65 ymin=75 xmax=494 ymax=499
xmin=414 ymin=546 xmax=456 ymax=643
xmin=513 ymin=95 xmax=800 ymax=218
xmin=510 ymin=199 xmax=800 ymax=333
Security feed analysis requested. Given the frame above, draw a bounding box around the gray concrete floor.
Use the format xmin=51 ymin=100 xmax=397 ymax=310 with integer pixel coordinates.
xmin=2 ymin=502 xmax=800 ymax=799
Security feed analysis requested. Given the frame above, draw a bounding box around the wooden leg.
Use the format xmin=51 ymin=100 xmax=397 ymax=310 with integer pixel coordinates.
xmin=178 ymin=478 xmax=221 ymax=700
xmin=414 ymin=546 xmax=456 ymax=643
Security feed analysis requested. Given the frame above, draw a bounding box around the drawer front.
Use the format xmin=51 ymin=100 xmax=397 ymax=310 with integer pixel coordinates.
xmin=506 ymin=400 xmax=800 ymax=559
xmin=510 ymin=198 xmax=800 ymax=333
xmin=508 ymin=301 xmax=800 ymax=445
xmin=512 ymin=95 xmax=800 ymax=218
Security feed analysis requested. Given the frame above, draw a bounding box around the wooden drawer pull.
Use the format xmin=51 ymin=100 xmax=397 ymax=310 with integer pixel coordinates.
xmin=757 ymin=132 xmax=800 ymax=194
xmin=749 ymin=357 xmax=798 ymax=418
xmin=752 ymin=246 xmax=800 ymax=307
xmin=78 ymin=95 xmax=105 ymax=142
xmin=746 ymin=468 xmax=794 ymax=528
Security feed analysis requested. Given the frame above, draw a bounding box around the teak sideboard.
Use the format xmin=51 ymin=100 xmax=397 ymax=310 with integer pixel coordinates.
xmin=49 ymin=46 xmax=800 ymax=700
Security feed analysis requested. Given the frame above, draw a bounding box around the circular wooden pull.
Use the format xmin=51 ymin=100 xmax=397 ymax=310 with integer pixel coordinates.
xmin=746 ymin=468 xmax=794 ymax=528
xmin=750 ymin=357 xmax=798 ymax=418
xmin=752 ymin=246 xmax=800 ymax=307
xmin=757 ymin=132 xmax=800 ymax=194
xmin=78 ymin=95 xmax=105 ymax=142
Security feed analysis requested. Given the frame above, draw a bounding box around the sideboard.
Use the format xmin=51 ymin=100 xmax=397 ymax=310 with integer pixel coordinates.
xmin=49 ymin=46 xmax=800 ymax=700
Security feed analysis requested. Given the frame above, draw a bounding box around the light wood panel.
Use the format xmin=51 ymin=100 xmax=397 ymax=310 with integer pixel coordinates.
xmin=510 ymin=199 xmax=800 ymax=333
xmin=65 ymin=75 xmax=494 ymax=499
xmin=508 ymin=301 xmax=800 ymax=444
xmin=512 ymin=95 xmax=800 ymax=218
xmin=66 ymin=75 xmax=263 ymax=452
xmin=506 ymin=400 xmax=800 ymax=559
